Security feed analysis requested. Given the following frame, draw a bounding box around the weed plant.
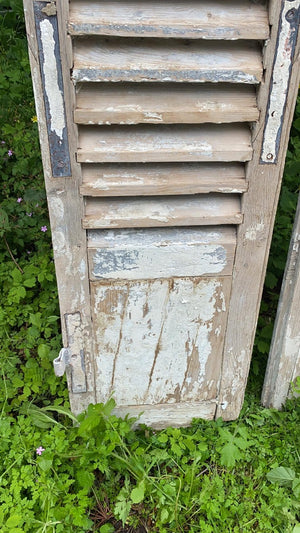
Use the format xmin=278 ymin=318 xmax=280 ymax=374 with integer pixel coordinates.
xmin=0 ymin=1 xmax=299 ymax=531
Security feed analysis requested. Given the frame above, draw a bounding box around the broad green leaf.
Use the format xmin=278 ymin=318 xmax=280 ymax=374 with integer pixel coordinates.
xmin=6 ymin=514 xmax=22 ymax=527
xmin=37 ymin=344 xmax=50 ymax=358
xmin=220 ymin=442 xmax=242 ymax=467
xmin=76 ymin=469 xmax=95 ymax=490
xmin=130 ymin=480 xmax=145 ymax=504
xmin=100 ymin=525 xmax=114 ymax=533
xmin=292 ymin=525 xmax=300 ymax=533
xmin=160 ymin=508 xmax=169 ymax=524
xmin=267 ymin=467 xmax=295 ymax=485
xmin=292 ymin=478 xmax=300 ymax=499
xmin=38 ymin=458 xmax=52 ymax=472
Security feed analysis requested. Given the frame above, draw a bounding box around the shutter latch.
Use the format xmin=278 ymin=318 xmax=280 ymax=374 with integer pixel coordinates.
xmin=53 ymin=313 xmax=87 ymax=394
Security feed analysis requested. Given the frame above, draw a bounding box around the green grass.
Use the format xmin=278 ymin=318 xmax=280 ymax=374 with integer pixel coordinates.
xmin=0 ymin=1 xmax=299 ymax=531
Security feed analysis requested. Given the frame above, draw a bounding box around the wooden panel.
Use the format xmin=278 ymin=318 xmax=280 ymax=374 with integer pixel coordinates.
xmin=83 ymin=194 xmax=242 ymax=229
xmin=262 ymin=196 xmax=300 ymax=409
xmin=113 ymin=402 xmax=217 ymax=430
xmin=72 ymin=38 xmax=263 ymax=84
xmin=91 ymin=277 xmax=231 ymax=407
xmin=87 ymin=226 xmax=236 ymax=280
xmin=69 ymin=0 xmax=269 ymax=40
xmin=78 ymin=125 xmax=252 ymax=163
xmin=80 ymin=163 xmax=247 ymax=196
xmin=75 ymin=84 xmax=259 ymax=125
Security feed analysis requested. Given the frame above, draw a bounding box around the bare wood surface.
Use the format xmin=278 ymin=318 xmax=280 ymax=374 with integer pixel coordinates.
xmin=23 ymin=0 xmax=96 ymax=413
xmin=73 ymin=38 xmax=263 ymax=84
xmin=87 ymin=226 xmax=236 ymax=279
xmin=91 ymin=276 xmax=231 ymax=410
xmin=83 ymin=194 xmax=242 ymax=229
xmin=69 ymin=0 xmax=269 ymax=40
xmin=112 ymin=402 xmax=217 ymax=429
xmin=75 ymin=84 xmax=259 ymax=125
xmin=216 ymin=1 xmax=300 ymax=420
xmin=80 ymin=163 xmax=247 ymax=196
xmin=262 ymin=195 xmax=300 ymax=408
xmin=77 ymin=124 xmax=252 ymax=163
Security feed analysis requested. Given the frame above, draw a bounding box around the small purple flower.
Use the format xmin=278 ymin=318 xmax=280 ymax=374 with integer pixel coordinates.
xmin=41 ymin=226 xmax=47 ymax=232
xmin=26 ymin=212 xmax=33 ymax=217
xmin=36 ymin=446 xmax=45 ymax=455
xmin=17 ymin=197 xmax=22 ymax=203
xmin=8 ymin=150 xmax=13 ymax=157
xmin=1 ymin=140 xmax=5 ymax=144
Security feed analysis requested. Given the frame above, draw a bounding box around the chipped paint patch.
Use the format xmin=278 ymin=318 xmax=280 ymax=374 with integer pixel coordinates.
xmin=91 ymin=244 xmax=227 ymax=279
xmin=92 ymin=277 xmax=231 ymax=407
xmin=88 ymin=227 xmax=235 ymax=280
xmin=33 ymin=2 xmax=71 ymax=177
xmin=40 ymin=19 xmax=65 ymax=139
xmin=244 ymin=222 xmax=265 ymax=241
xmin=261 ymin=1 xmax=300 ymax=163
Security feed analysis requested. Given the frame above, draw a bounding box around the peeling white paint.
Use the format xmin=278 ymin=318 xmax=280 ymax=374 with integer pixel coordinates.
xmin=48 ymin=196 xmax=64 ymax=222
xmin=40 ymin=19 xmax=65 ymax=139
xmin=92 ymin=278 xmax=230 ymax=407
xmin=88 ymin=227 xmax=233 ymax=279
xmin=143 ymin=112 xmax=163 ymax=122
xmin=52 ymin=230 xmax=66 ymax=256
xmin=261 ymin=1 xmax=300 ymax=162
xmin=245 ymin=222 xmax=264 ymax=241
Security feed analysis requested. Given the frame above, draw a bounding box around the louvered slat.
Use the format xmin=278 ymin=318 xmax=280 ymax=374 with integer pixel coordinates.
xmin=75 ymin=84 xmax=259 ymax=125
xmin=78 ymin=124 xmax=252 ymax=163
xmin=82 ymin=195 xmax=242 ymax=229
xmin=80 ymin=163 xmax=247 ymax=196
xmin=72 ymin=39 xmax=263 ymax=84
xmin=87 ymin=226 xmax=237 ymax=279
xmin=69 ymin=0 xmax=269 ymax=40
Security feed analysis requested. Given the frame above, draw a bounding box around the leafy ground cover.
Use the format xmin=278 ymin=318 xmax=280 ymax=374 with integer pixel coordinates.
xmin=0 ymin=1 xmax=299 ymax=531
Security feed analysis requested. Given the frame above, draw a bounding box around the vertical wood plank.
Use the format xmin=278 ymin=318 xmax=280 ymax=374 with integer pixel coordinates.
xmin=262 ymin=196 xmax=300 ymax=408
xmin=23 ymin=0 xmax=96 ymax=413
xmin=216 ymin=1 xmax=300 ymax=420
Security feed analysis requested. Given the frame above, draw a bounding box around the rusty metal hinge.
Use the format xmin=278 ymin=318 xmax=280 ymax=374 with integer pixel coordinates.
xmin=41 ymin=2 xmax=57 ymax=16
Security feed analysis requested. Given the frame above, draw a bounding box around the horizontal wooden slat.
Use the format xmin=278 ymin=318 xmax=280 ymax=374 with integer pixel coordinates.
xmin=75 ymin=84 xmax=259 ymax=125
xmin=83 ymin=194 xmax=242 ymax=229
xmin=78 ymin=125 xmax=252 ymax=163
xmin=80 ymin=163 xmax=247 ymax=196
xmin=87 ymin=226 xmax=236 ymax=279
xmin=72 ymin=39 xmax=263 ymax=84
xmin=112 ymin=402 xmax=217 ymax=429
xmin=69 ymin=0 xmax=269 ymax=40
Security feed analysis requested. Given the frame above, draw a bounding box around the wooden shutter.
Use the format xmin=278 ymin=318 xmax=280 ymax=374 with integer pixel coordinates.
xmin=23 ymin=0 xmax=300 ymax=427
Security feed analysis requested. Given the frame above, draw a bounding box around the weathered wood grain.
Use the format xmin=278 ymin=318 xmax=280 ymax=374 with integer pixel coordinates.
xmin=75 ymin=84 xmax=259 ymax=125
xmin=113 ymin=401 xmax=217 ymax=429
xmin=77 ymin=124 xmax=252 ymax=163
xmin=216 ymin=0 xmax=300 ymax=420
xmin=80 ymin=163 xmax=247 ymax=196
xmin=23 ymin=0 xmax=96 ymax=414
xmin=87 ymin=226 xmax=236 ymax=279
xmin=72 ymin=38 xmax=263 ymax=84
xmin=69 ymin=0 xmax=269 ymax=40
xmin=83 ymin=194 xmax=242 ymax=229
xmin=262 ymin=195 xmax=300 ymax=408
xmin=91 ymin=277 xmax=231 ymax=409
